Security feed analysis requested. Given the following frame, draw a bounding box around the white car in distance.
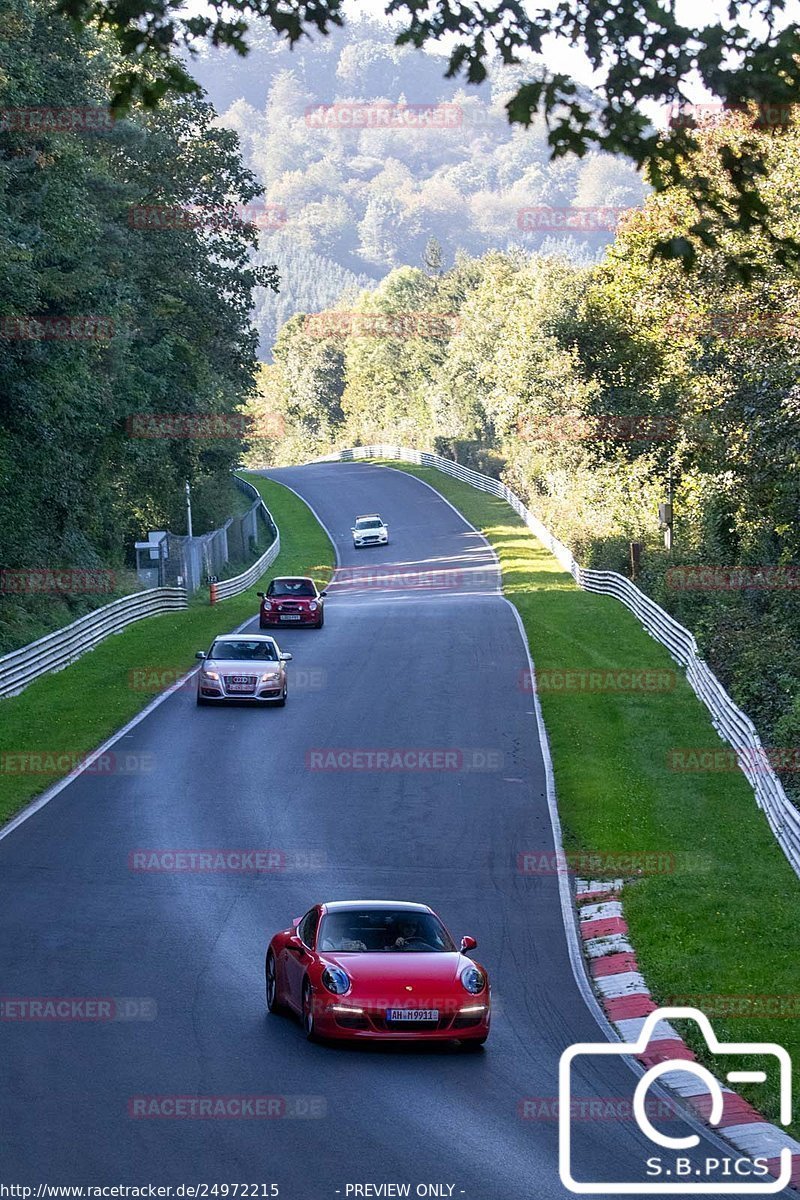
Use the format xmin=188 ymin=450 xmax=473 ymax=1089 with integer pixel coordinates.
xmin=352 ymin=514 xmax=389 ymax=548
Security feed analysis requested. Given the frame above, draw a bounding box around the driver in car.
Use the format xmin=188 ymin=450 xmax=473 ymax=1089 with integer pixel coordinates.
xmin=388 ymin=918 xmax=423 ymax=949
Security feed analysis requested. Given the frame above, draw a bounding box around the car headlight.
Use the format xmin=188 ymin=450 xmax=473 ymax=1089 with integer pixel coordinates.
xmin=308 ymin=601 xmax=318 ymax=612
xmin=202 ymin=670 xmax=220 ymax=681
xmin=461 ymin=966 xmax=486 ymax=995
xmin=260 ymin=670 xmax=280 ymax=682
xmin=321 ymin=966 xmax=351 ymax=995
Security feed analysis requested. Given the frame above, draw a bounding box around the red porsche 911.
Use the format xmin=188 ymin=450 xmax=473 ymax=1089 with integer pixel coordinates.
xmin=265 ymin=900 xmax=490 ymax=1047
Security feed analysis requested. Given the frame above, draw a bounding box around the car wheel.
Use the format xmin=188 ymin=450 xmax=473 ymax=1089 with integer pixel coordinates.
xmin=275 ymin=683 xmax=287 ymax=707
xmin=315 ymin=610 xmax=324 ymax=629
xmin=302 ymin=979 xmax=317 ymax=1041
xmin=196 ymin=695 xmax=209 ymax=707
xmin=259 ymin=621 xmax=269 ymax=630
xmin=265 ymin=950 xmax=285 ymax=1014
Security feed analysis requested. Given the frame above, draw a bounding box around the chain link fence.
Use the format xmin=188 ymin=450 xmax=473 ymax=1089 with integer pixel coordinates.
xmin=137 ymin=477 xmax=277 ymax=594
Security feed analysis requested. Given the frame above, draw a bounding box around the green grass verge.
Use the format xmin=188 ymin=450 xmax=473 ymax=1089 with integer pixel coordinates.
xmin=0 ymin=474 xmax=334 ymax=828
xmin=377 ymin=460 xmax=800 ymax=1130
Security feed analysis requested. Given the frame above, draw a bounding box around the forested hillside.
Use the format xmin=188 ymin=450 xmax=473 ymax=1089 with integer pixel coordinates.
xmin=191 ymin=22 xmax=647 ymax=356
xmin=0 ymin=0 xmax=275 ymax=647
xmin=250 ymin=109 xmax=800 ymax=803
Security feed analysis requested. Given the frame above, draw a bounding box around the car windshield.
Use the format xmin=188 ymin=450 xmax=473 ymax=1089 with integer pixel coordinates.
xmin=208 ymin=640 xmax=277 ymax=661
xmin=317 ymin=909 xmax=455 ymax=953
xmin=356 ymin=519 xmax=382 ymax=529
xmin=268 ymin=579 xmax=315 ymax=597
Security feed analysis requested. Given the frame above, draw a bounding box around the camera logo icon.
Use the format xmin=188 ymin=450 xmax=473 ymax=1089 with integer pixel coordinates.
xmin=559 ymin=1007 xmax=793 ymax=1194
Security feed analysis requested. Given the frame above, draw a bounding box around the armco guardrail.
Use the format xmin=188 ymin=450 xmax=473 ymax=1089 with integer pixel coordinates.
xmin=211 ymin=476 xmax=280 ymax=601
xmin=314 ymin=444 xmax=800 ymax=880
xmin=0 ymin=587 xmax=187 ymax=700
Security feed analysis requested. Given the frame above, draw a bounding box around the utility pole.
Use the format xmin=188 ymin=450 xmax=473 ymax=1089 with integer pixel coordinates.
xmin=185 ymin=479 xmax=193 ymax=538
xmin=658 ymin=464 xmax=674 ymax=551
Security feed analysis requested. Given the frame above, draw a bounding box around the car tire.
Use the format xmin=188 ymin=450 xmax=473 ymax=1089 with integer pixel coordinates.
xmin=265 ymin=950 xmax=285 ymax=1014
xmin=315 ymin=610 xmax=324 ymax=629
xmin=259 ymin=621 xmax=269 ymax=630
xmin=196 ymin=695 xmax=209 ymax=707
xmin=302 ymin=979 xmax=317 ymax=1041
xmin=275 ymin=683 xmax=287 ymax=707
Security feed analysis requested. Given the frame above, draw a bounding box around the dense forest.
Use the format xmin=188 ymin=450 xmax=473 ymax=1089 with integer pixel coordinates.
xmin=0 ymin=0 xmax=276 ymax=646
xmin=192 ymin=23 xmax=647 ymax=356
xmin=249 ymin=110 xmax=800 ymax=804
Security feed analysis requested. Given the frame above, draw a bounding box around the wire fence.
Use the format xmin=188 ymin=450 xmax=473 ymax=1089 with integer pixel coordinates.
xmin=211 ymin=476 xmax=280 ymax=601
xmin=1 ymin=476 xmax=280 ymax=698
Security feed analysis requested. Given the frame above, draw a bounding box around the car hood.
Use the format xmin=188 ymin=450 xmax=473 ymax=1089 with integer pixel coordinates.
xmin=319 ymin=951 xmax=476 ymax=990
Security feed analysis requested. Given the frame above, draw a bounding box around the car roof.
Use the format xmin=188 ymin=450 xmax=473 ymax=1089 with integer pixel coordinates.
xmin=321 ymin=900 xmax=432 ymax=913
xmin=355 ymin=514 xmax=382 ymax=519
xmin=270 ymin=575 xmax=314 ymax=582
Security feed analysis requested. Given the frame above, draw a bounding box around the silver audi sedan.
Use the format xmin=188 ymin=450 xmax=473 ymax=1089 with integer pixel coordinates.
xmin=195 ymin=634 xmax=292 ymax=706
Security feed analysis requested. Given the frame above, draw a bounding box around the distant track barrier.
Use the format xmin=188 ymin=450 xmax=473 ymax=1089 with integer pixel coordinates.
xmin=313 ymin=443 xmax=800 ymax=881
xmin=0 ymin=588 xmax=188 ymax=699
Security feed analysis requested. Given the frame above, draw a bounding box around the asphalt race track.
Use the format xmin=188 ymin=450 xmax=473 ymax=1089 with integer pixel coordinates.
xmin=0 ymin=463 xmax=763 ymax=1197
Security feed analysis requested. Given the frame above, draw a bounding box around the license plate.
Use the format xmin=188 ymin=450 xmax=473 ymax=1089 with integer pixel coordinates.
xmin=387 ymin=1009 xmax=438 ymax=1022
xmin=228 ymin=683 xmax=255 ymax=692
xmin=280 ymin=614 xmax=301 ymax=621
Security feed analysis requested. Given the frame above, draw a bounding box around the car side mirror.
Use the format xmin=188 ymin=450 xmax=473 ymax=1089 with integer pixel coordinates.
xmin=279 ymin=652 xmax=292 ymax=661
xmin=460 ymin=935 xmax=477 ymax=953
xmin=257 ymin=591 xmax=265 ymax=598
xmin=292 ymin=917 xmax=301 ymax=928
xmin=320 ymin=590 xmax=328 ymax=597
xmin=195 ymin=651 xmax=206 ymax=660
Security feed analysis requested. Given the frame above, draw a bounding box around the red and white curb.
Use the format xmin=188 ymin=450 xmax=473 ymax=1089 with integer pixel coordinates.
xmin=576 ymin=878 xmax=800 ymax=1188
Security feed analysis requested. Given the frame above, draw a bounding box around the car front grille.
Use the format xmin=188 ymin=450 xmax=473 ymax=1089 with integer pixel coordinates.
xmin=223 ymin=676 xmax=257 ymax=693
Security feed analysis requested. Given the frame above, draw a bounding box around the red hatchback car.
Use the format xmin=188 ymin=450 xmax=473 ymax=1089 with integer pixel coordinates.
xmin=258 ymin=576 xmax=327 ymax=629
xmin=265 ymin=900 xmax=490 ymax=1047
